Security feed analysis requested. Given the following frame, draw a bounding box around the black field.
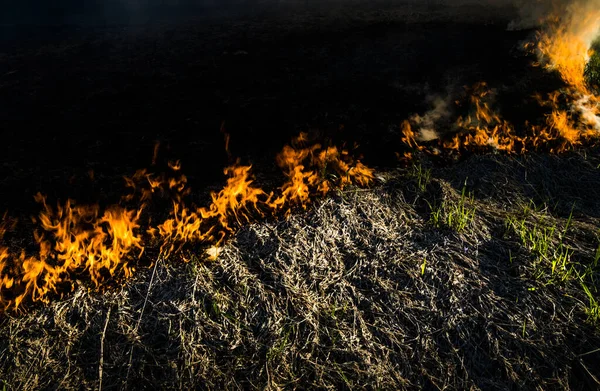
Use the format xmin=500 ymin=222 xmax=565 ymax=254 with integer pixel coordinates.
xmin=0 ymin=3 xmax=547 ymax=211
xmin=1 ymin=2 xmax=600 ymax=390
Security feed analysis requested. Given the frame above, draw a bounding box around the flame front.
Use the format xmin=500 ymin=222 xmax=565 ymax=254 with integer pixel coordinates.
xmin=154 ymin=162 xmax=268 ymax=258
xmin=3 ymin=3 xmax=600 ymax=313
xmin=399 ymin=2 xmax=600 ymax=156
xmin=0 ymin=134 xmax=374 ymax=311
xmin=268 ymin=133 xmax=374 ymax=212
xmin=154 ymin=134 xmax=374 ymax=258
xmin=531 ymin=1 xmax=600 ymax=140
xmin=447 ymin=83 xmax=523 ymax=153
xmin=0 ymin=217 xmax=15 ymax=310
xmin=0 ymin=196 xmax=144 ymax=311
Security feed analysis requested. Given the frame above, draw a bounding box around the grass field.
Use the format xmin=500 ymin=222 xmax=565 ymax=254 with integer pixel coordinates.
xmin=1 ymin=2 xmax=600 ymax=389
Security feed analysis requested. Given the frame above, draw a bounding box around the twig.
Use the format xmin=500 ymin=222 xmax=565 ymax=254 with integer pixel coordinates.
xmin=124 ymin=258 xmax=161 ymax=386
xmin=578 ymin=358 xmax=600 ymax=386
xmin=98 ymin=306 xmax=112 ymax=391
xmin=578 ymin=347 xmax=600 ymax=357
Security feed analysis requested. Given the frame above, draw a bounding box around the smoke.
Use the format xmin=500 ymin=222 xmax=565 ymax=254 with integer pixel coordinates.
xmin=410 ymin=96 xmax=453 ymax=142
xmin=561 ymin=0 xmax=600 ymax=51
xmin=507 ymin=0 xmax=554 ymax=30
xmin=509 ymin=0 xmax=600 ymax=36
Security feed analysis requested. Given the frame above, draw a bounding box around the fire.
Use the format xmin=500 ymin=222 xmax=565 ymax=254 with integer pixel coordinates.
xmin=154 ymin=134 xmax=374 ymax=258
xmin=7 ymin=2 xmax=600 ymax=314
xmin=449 ymin=83 xmax=523 ymax=153
xmin=0 ymin=133 xmax=373 ymax=311
xmin=0 ymin=131 xmax=374 ymax=311
xmin=532 ymin=2 xmax=600 ymax=93
xmin=268 ymin=133 xmax=374 ymax=212
xmin=123 ymin=162 xmax=189 ymax=205
xmin=401 ymin=83 xmax=527 ymax=155
xmin=205 ymin=164 xmax=266 ymax=230
xmin=401 ymin=77 xmax=599 ymax=157
xmin=530 ymin=1 xmax=600 ymax=140
xmin=270 ymin=143 xmax=322 ymax=209
xmin=0 ymin=217 xmax=15 ymax=310
xmin=0 ymin=196 xmax=145 ymax=311
xmin=154 ymin=162 xmax=268 ymax=258
xmin=398 ymin=2 xmax=600 ymax=157
xmin=400 ymin=120 xmax=423 ymax=150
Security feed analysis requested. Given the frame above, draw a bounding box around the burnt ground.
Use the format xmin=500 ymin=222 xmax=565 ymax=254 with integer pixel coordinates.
xmin=0 ymin=2 xmax=549 ymax=212
xmin=1 ymin=3 xmax=600 ymax=390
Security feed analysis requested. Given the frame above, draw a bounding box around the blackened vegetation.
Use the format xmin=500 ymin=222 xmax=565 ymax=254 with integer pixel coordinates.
xmin=1 ymin=5 xmax=600 ymax=390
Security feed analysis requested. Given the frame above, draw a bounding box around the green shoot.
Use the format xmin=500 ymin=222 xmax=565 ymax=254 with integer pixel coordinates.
xmin=581 ymin=280 xmax=600 ymax=324
xmin=506 ymin=212 xmax=574 ymax=283
xmin=429 ymin=181 xmax=475 ymax=232
xmin=410 ymin=163 xmax=431 ymax=193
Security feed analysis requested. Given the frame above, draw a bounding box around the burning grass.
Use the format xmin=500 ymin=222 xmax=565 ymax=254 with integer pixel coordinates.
xmin=0 ymin=133 xmax=374 ymax=312
xmin=1 ymin=150 xmax=599 ymax=390
xmin=400 ymin=2 xmax=600 ymax=158
xmin=1 ymin=3 xmax=600 ymax=389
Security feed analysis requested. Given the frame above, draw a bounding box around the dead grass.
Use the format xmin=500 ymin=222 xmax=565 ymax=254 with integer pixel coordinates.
xmin=1 ymin=149 xmax=600 ymax=390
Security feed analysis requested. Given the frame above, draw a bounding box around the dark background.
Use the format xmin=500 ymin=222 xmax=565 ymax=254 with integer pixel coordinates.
xmin=2 ymin=1 xmax=516 ymax=26
xmin=0 ymin=0 xmax=552 ymax=216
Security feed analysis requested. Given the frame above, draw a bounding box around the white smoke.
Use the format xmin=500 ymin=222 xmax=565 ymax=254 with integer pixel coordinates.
xmin=410 ymin=96 xmax=453 ymax=142
xmin=508 ymin=0 xmax=600 ymax=35
xmin=507 ymin=0 xmax=554 ymax=30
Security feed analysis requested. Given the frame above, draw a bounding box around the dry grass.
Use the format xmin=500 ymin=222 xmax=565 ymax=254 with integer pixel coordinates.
xmin=1 ymin=149 xmax=600 ymax=390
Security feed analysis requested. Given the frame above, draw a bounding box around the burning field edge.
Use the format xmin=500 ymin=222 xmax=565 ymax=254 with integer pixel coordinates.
xmin=0 ymin=149 xmax=599 ymax=390
xmin=1 ymin=1 xmax=600 ymax=389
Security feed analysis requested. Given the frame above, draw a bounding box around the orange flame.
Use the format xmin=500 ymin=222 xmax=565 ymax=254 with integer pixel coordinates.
xmin=123 ymin=162 xmax=189 ymax=205
xmin=0 ymin=216 xmax=15 ymax=310
xmin=530 ymin=2 xmax=600 ymax=139
xmin=151 ymin=162 xmax=269 ymax=259
xmin=532 ymin=3 xmax=600 ymax=93
xmin=0 ymin=196 xmax=144 ymax=311
xmin=401 ymin=83 xmax=526 ymax=155
xmin=268 ymin=133 xmax=374 ymax=212
xmin=400 ymin=120 xmax=422 ymax=150
xmin=154 ymin=135 xmax=374 ymax=258
xmin=400 ymin=3 xmax=600 ymax=158
xmin=402 ymin=78 xmax=599 ymax=157
xmin=7 ymin=136 xmax=374 ymax=310
xmin=449 ymin=83 xmax=523 ymax=153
